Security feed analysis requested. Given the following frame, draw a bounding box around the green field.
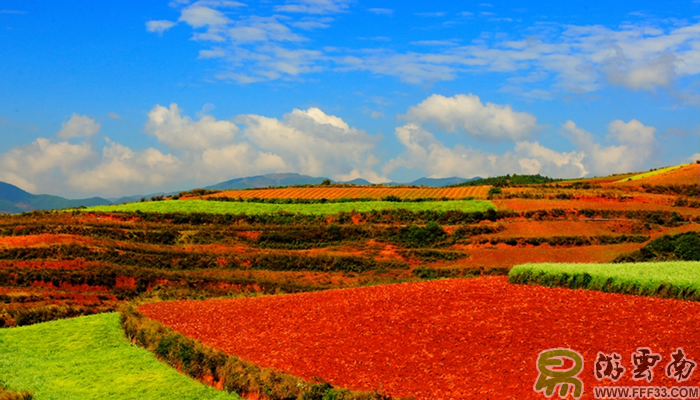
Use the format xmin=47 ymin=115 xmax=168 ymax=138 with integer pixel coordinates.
xmin=509 ymin=261 xmax=700 ymax=300
xmin=0 ymin=313 xmax=237 ymax=400
xmin=615 ymin=164 xmax=689 ymax=183
xmin=82 ymin=199 xmax=497 ymax=215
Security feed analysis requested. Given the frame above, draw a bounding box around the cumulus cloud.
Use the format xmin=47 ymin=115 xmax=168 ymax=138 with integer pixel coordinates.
xmin=146 ymin=20 xmax=177 ymax=34
xmin=57 ymin=114 xmax=100 ymax=139
xmin=403 ymin=94 xmax=539 ymax=142
xmin=145 ymin=103 xmax=239 ymax=151
xmin=383 ymin=123 xmax=586 ymax=179
xmin=236 ymin=107 xmax=381 ymax=178
xmin=0 ymin=138 xmax=95 ymax=193
xmin=0 ymin=105 xmax=388 ymax=196
xmin=68 ymin=140 xmax=182 ymax=193
xmin=563 ymin=119 xmax=657 ymax=175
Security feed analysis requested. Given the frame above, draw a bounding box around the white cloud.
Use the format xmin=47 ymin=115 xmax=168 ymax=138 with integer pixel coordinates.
xmin=291 ymin=19 xmax=331 ymax=30
xmin=0 ymin=138 xmax=95 ymax=193
xmin=403 ymin=94 xmax=539 ymax=142
xmin=151 ymin=0 xmax=700 ymax=92
xmin=69 ymin=140 xmax=182 ymax=195
xmin=146 ymin=20 xmax=177 ymax=34
xmin=563 ymin=119 xmax=657 ymax=175
xmin=383 ymin=123 xmax=586 ymax=179
xmin=179 ymin=4 xmax=230 ymax=27
xmin=199 ymin=48 xmax=227 ymax=58
xmin=236 ymin=107 xmax=382 ymax=179
xmin=415 ymin=12 xmax=446 ymax=17
xmin=0 ymin=104 xmax=388 ymax=196
xmin=411 ymin=40 xmax=460 ymax=47
xmin=57 ymin=114 xmax=101 ymax=139
xmin=688 ymin=154 xmax=700 ymax=163
xmin=145 ymin=103 xmax=239 ymax=151
xmin=274 ymin=0 xmax=351 ymax=14
xmin=368 ymin=8 xmax=393 ymax=16
xmin=108 ymin=112 xmax=122 ymax=119
xmin=228 ymin=16 xmax=306 ymax=43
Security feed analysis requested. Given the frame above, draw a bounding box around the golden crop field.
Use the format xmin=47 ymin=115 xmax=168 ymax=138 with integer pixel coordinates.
xmin=206 ymin=185 xmax=491 ymax=200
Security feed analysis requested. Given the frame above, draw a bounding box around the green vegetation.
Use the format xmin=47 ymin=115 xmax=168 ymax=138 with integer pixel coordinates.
xmin=616 ymin=164 xmax=689 ymax=183
xmin=453 ymin=174 xmax=562 ymax=187
xmin=0 ymin=313 xmax=236 ymax=400
xmin=614 ymin=232 xmax=700 ymax=262
xmin=509 ymin=261 xmax=700 ymax=301
xmin=412 ymin=266 xmax=508 ymax=280
xmin=82 ymin=199 xmax=496 ymax=215
xmin=121 ymin=305 xmax=393 ymax=400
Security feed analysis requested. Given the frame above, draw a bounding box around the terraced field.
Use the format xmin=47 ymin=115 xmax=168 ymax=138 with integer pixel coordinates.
xmin=140 ymin=276 xmax=700 ymax=399
xmin=206 ymin=185 xmax=491 ymax=200
xmin=83 ymin=199 xmax=496 ymax=215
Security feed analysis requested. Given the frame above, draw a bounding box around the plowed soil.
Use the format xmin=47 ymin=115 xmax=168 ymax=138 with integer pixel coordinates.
xmin=140 ymin=277 xmax=700 ymax=400
xmin=206 ymin=186 xmax=490 ymax=200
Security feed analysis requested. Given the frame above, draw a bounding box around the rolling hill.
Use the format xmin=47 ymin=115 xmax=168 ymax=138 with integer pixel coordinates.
xmin=0 ymin=181 xmax=111 ymax=213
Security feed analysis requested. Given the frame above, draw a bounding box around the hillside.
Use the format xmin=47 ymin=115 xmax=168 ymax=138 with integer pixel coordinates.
xmin=0 ymin=181 xmax=111 ymax=213
xmin=205 ymin=173 xmax=330 ymax=190
xmin=614 ymin=163 xmax=699 ymax=186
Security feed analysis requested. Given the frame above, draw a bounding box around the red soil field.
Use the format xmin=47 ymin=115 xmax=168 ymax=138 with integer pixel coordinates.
xmin=614 ymin=164 xmax=700 ymax=186
xmin=0 ymin=234 xmax=95 ymax=248
xmin=489 ymin=220 xmax=644 ymax=238
xmin=140 ymin=277 xmax=700 ymax=400
xmin=205 ymin=186 xmax=490 ymax=200
xmin=459 ymin=243 xmax=644 ymax=268
xmin=496 ymin=198 xmax=700 ymax=214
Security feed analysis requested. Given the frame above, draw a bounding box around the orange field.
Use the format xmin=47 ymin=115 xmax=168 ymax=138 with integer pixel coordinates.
xmin=141 ymin=277 xmax=700 ymax=400
xmin=614 ymin=163 xmax=700 ymax=186
xmin=206 ymin=185 xmax=491 ymax=200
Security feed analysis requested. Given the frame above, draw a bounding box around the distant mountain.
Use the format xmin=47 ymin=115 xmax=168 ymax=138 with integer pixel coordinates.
xmin=109 ymin=193 xmax=166 ymax=204
xmin=204 ymin=173 xmax=481 ymax=191
xmin=409 ymin=177 xmax=481 ymax=187
xmin=339 ymin=178 xmax=372 ymax=185
xmin=205 ymin=173 xmax=330 ymax=190
xmin=0 ymin=181 xmax=112 ymax=213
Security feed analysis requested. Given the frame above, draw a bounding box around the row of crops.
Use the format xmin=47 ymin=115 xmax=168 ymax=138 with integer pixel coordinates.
xmin=82 ymin=199 xmax=496 ymax=215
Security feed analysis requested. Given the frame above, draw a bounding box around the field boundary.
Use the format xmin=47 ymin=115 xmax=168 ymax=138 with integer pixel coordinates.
xmin=119 ymin=303 xmax=403 ymax=400
xmin=508 ymin=262 xmax=700 ymax=301
xmin=0 ymin=385 xmax=33 ymax=400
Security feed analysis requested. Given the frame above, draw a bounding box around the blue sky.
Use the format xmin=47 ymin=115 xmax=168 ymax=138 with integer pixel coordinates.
xmin=1 ymin=0 xmax=700 ymax=197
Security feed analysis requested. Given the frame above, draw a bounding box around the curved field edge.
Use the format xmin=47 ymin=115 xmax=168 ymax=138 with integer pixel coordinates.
xmin=615 ymin=164 xmax=690 ymax=183
xmin=81 ymin=199 xmax=496 ymax=215
xmin=120 ymin=304 xmax=400 ymax=400
xmin=0 ymin=313 xmax=236 ymax=400
xmin=0 ymin=385 xmax=33 ymax=400
xmin=508 ymin=261 xmax=700 ymax=300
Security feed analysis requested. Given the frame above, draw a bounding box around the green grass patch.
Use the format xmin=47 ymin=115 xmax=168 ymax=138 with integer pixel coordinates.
xmin=82 ymin=199 xmax=496 ymax=215
xmin=509 ymin=261 xmax=700 ymax=301
xmin=0 ymin=313 xmax=236 ymax=400
xmin=615 ymin=164 xmax=689 ymax=183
